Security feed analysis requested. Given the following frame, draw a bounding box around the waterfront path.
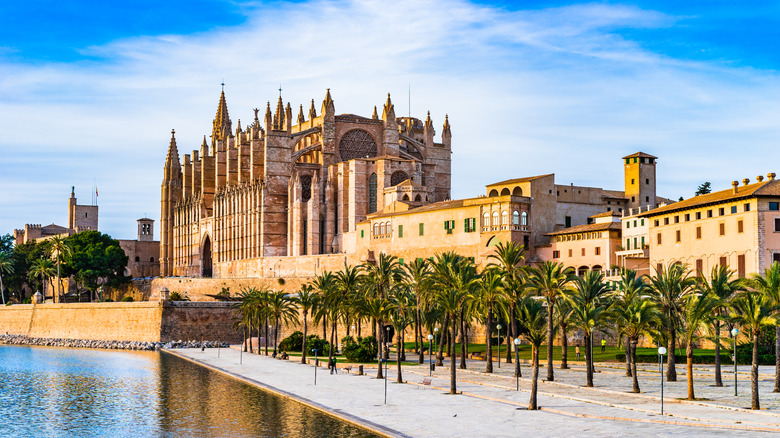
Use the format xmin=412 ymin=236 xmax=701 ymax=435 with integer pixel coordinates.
xmin=168 ymin=348 xmax=780 ymax=437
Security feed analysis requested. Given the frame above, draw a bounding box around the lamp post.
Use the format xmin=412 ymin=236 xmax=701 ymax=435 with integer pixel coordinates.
xmin=427 ymin=334 xmax=434 ymax=376
xmin=658 ymin=346 xmax=666 ymax=415
xmin=731 ymin=327 xmax=739 ymax=396
xmin=497 ymin=323 xmax=502 ymax=369
xmin=514 ymin=338 xmax=521 ymax=390
xmin=313 ymin=348 xmax=318 ymax=385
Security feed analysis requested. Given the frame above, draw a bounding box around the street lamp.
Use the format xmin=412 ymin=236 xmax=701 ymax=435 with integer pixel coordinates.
xmin=427 ymin=334 xmax=434 ymax=376
xmin=514 ymin=338 xmax=521 ymax=390
xmin=497 ymin=323 xmax=502 ymax=369
xmin=658 ymin=346 xmax=667 ymax=415
xmin=313 ymin=348 xmax=319 ymax=385
xmin=731 ymin=327 xmax=739 ymax=396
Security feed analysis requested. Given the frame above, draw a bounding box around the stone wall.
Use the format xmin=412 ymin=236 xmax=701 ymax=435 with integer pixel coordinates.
xmin=0 ymin=302 xmax=241 ymax=343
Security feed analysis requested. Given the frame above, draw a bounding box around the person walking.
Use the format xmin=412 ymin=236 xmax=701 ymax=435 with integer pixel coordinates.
xmin=601 ymin=339 xmax=606 ymax=353
xmin=576 ymin=345 xmax=581 ymax=360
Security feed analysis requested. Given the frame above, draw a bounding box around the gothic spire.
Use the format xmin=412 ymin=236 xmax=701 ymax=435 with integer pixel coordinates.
xmin=274 ymin=95 xmax=284 ymax=130
xmin=443 ymin=114 xmax=451 ymax=134
xmin=164 ymin=129 xmax=182 ymax=179
xmin=382 ymin=93 xmax=395 ymax=120
xmin=425 ymin=111 xmax=433 ymax=129
xmin=212 ymin=89 xmax=232 ymax=142
xmin=372 ymin=106 xmax=378 ymax=120
xmin=200 ymin=135 xmax=209 ymax=157
xmin=265 ymin=102 xmax=272 ymax=127
xmin=309 ymin=99 xmax=317 ymax=119
xmin=298 ymin=104 xmax=305 ymax=125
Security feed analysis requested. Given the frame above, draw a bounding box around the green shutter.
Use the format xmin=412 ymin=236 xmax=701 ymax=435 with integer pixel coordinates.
xmin=398 ymin=225 xmax=403 ymax=238
xmin=419 ymin=223 xmax=424 ymax=236
xmin=464 ymin=218 xmax=469 ymax=232
xmin=399 ymin=258 xmax=404 ymax=265
xmin=361 ymin=230 xmax=364 ymax=238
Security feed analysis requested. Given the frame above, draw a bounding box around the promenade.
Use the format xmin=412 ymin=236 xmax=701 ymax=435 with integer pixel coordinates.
xmin=168 ymin=347 xmax=780 ymax=437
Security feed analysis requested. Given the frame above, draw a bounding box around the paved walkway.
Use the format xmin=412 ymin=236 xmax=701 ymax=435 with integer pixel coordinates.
xmin=168 ymin=348 xmax=780 ymax=437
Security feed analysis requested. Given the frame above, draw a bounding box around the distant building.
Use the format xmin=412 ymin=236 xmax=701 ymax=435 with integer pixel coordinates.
xmin=14 ymin=187 xmax=97 ymax=245
xmin=537 ymin=211 xmax=621 ymax=275
xmin=118 ymin=218 xmax=160 ymax=278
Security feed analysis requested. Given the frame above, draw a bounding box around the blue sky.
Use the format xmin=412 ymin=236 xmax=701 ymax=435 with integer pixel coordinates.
xmin=2 ymin=0 xmax=780 ymax=240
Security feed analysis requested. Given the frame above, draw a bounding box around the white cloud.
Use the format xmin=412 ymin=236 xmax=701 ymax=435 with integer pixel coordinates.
xmin=2 ymin=0 xmax=780 ymax=239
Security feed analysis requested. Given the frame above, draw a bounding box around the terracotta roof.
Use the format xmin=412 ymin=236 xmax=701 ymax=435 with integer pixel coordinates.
xmin=365 ymin=199 xmax=465 ymax=220
xmin=622 ymin=151 xmax=658 ymax=159
xmin=639 ymin=179 xmax=780 ymax=218
xmin=591 ymin=211 xmax=621 ymax=218
xmin=546 ymin=221 xmax=621 ymax=236
xmin=486 ymin=174 xmax=554 ymax=187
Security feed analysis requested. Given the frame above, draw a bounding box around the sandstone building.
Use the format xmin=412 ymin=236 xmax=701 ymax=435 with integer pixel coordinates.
xmin=161 ymin=89 xmax=452 ymax=277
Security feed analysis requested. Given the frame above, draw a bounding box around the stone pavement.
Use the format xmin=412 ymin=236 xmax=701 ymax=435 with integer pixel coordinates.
xmin=168 ymin=348 xmax=780 ymax=437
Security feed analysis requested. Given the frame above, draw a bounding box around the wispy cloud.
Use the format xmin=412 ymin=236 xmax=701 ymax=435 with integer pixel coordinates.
xmin=2 ymin=0 xmax=780 ymax=239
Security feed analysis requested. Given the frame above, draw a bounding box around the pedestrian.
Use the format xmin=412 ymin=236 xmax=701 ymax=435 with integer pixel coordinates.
xmin=575 ymin=345 xmax=581 ymax=360
xmin=601 ymin=339 xmax=606 ymax=353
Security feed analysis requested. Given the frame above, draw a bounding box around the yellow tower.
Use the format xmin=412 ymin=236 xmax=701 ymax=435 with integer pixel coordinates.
xmin=623 ymin=152 xmax=657 ymax=211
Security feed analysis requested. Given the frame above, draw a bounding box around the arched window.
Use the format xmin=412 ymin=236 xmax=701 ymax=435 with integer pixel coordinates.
xmin=521 ymin=211 xmax=528 ymax=226
xmin=373 ymin=223 xmax=380 ymax=236
xmin=488 ymin=189 xmax=499 ymax=197
xmin=512 ymin=210 xmax=520 ymax=225
xmin=501 ymin=211 xmax=508 ymax=225
xmin=150 ymin=257 xmax=155 ymax=262
xmin=483 ymin=212 xmax=490 ymax=227
xmin=512 ymin=187 xmax=523 ymax=197
xmin=492 ymin=212 xmax=499 ymax=226
xmin=414 ymin=194 xmax=421 ymax=202
xmin=500 ymin=188 xmax=510 ymax=196
xmin=379 ymin=222 xmax=386 ymax=235
xmin=402 ymin=194 xmax=410 ymax=201
xmin=368 ymin=173 xmax=377 ymax=213
xmin=135 ymin=256 xmax=140 ymax=262
xmin=385 ymin=222 xmax=391 ymax=235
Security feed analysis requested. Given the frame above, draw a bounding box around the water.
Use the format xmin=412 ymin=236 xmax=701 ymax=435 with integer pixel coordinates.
xmin=0 ymin=345 xmax=379 ymax=437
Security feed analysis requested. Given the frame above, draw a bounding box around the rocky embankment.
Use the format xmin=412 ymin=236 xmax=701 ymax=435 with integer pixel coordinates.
xmin=0 ymin=334 xmax=229 ymax=351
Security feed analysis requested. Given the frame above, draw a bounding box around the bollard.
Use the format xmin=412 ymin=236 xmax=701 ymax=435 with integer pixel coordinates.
xmin=430 ymin=363 xmax=435 ymax=372
xmin=358 ymin=365 xmax=364 ymax=375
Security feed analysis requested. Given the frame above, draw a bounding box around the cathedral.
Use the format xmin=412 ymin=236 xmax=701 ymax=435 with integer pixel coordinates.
xmin=160 ymin=89 xmax=452 ymax=277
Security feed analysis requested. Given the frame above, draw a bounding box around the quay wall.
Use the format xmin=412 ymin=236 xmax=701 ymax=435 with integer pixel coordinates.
xmin=0 ymin=302 xmax=241 ymax=343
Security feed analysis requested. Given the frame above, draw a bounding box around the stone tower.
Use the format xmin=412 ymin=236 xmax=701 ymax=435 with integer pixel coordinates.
xmin=137 ymin=218 xmax=154 ymax=242
xmin=623 ymin=152 xmax=657 ymax=211
xmin=160 ymin=130 xmax=182 ymax=277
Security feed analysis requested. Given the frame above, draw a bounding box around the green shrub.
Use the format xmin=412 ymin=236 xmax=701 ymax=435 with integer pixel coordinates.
xmin=279 ymin=331 xmax=304 ymax=352
xmin=341 ymin=335 xmax=378 ymax=363
xmin=169 ymin=291 xmax=189 ymax=301
xmin=307 ymin=336 xmax=330 ymax=355
xmin=121 ymin=296 xmax=134 ymax=302
xmin=615 ymin=353 xmax=775 ymax=366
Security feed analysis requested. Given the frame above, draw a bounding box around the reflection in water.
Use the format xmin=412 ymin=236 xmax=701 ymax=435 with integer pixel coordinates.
xmin=0 ymin=346 xmax=378 ymax=437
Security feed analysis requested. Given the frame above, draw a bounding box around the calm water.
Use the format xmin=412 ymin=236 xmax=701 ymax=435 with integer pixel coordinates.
xmin=0 ymin=346 xmax=379 ymax=437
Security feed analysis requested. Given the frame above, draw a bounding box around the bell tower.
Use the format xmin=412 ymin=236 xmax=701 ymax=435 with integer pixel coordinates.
xmin=623 ymin=152 xmax=657 ymax=210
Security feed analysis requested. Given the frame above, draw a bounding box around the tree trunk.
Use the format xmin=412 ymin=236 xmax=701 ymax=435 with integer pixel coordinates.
xmin=666 ymin=330 xmax=677 ymax=381
xmin=686 ymin=340 xmax=694 ymax=400
xmin=450 ymin=314 xmax=457 ymax=395
xmin=264 ymin=316 xmax=269 ymax=356
xmin=515 ymin=342 xmax=522 ymax=378
xmin=714 ymin=319 xmax=723 ymax=386
xmin=416 ymin=308 xmax=424 ymax=364
xmin=631 ymin=339 xmax=640 ymax=393
xmin=625 ymin=337 xmax=632 ymax=377
xmin=507 ymin=308 xmax=515 ymax=364
xmin=546 ymin=299 xmax=555 ymax=382
xmin=401 ymin=329 xmax=406 ymax=361
xmin=274 ymin=317 xmax=280 ymax=355
xmin=459 ymin=313 xmax=467 ymax=370
xmin=397 ymin=332 xmax=404 ymax=383
xmin=0 ymin=273 xmax=5 ymax=305
xmin=585 ymin=333 xmax=593 ymax=387
xmin=377 ymin=319 xmax=384 ymax=379
xmin=774 ymin=325 xmax=780 ymax=392
xmin=329 ymin=320 xmax=336 ymax=359
xmin=752 ymin=331 xmax=760 ymax=410
xmin=55 ymin=261 xmax=60 ymax=304
xmin=529 ymin=346 xmax=539 ymax=410
xmin=436 ymin=315 xmax=448 ymax=366
xmin=323 ymin=317 xmax=328 ymax=339
xmin=243 ymin=326 xmax=248 ymax=353
xmin=301 ymin=313 xmax=308 ymax=364
xmin=560 ymin=323 xmax=568 ymax=369
xmin=486 ymin=309 xmax=493 ymax=373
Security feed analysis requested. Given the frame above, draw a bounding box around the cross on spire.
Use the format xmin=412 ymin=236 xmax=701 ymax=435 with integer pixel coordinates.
xmin=279 ymin=85 xmax=282 ymax=97
xmin=221 ymin=80 xmax=225 ymax=92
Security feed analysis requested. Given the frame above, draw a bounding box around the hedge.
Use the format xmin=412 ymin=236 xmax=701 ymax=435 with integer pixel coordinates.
xmin=616 ymin=353 xmax=776 ymax=366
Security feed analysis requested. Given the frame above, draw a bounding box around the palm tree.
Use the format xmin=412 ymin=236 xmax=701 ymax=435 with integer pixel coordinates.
xmin=616 ymin=297 xmax=662 ymax=393
xmin=429 ymin=252 xmax=461 ymax=367
xmin=430 ymin=252 xmax=478 ymax=394
xmin=0 ymin=252 xmax=13 ymax=305
xmin=267 ymin=291 xmax=300 ymax=355
xmin=748 ymin=262 xmax=780 ymax=392
xmin=389 ymin=286 xmax=414 ymax=383
xmin=526 ymin=261 xmax=574 ymax=382
xmin=360 ymin=296 xmax=392 ymax=379
xmin=729 ymin=291 xmax=777 ymax=409
xmin=613 ymin=269 xmax=650 ymax=377
xmin=473 ymin=267 xmax=507 ymax=373
xmin=232 ymin=287 xmax=260 ymax=353
xmin=488 ymin=241 xmax=526 ymax=364
xmin=697 ymin=265 xmax=742 ymax=387
xmin=555 ymin=298 xmax=573 ymax=370
xmin=311 ymin=271 xmax=337 ymax=358
xmin=648 ymin=263 xmax=695 ymax=381
xmin=29 ymin=258 xmax=55 ymax=301
xmin=363 ymin=253 xmax=403 ymax=361
xmin=681 ymin=291 xmax=720 ymax=400
xmin=564 ymin=270 xmax=613 ymax=387
xmin=402 ymin=258 xmax=431 ymax=364
xmin=518 ymin=296 xmax=548 ymax=410
xmin=294 ymin=284 xmax=320 ymax=364
xmin=48 ymin=236 xmax=71 ymax=303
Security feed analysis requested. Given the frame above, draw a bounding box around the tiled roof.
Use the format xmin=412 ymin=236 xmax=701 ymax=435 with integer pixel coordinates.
xmin=622 ymin=151 xmax=658 ymax=159
xmin=546 ymin=221 xmax=621 ymax=236
xmin=639 ymin=178 xmax=780 ymax=217
xmin=365 ymin=199 xmax=466 ymax=220
xmin=486 ymin=174 xmax=554 ymax=187
xmin=591 ymin=211 xmax=621 ymax=218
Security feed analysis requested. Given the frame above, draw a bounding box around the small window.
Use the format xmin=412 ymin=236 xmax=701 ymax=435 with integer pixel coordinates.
xmin=626 ymin=238 xmax=630 ymax=250
xmin=595 ymin=247 xmax=601 ymax=256
xmin=675 ymin=230 xmax=681 ymax=242
xmin=719 ymin=223 xmax=725 ymax=236
xmin=744 ymin=203 xmax=751 ymax=212
xmin=631 ymin=179 xmax=635 ymax=185
xmin=568 ymin=249 xmax=573 ymax=257
xmin=398 ymin=225 xmax=403 ymax=238
xmin=737 ymin=220 xmax=744 ymax=234
xmin=695 ymin=259 xmax=703 ymax=277
xmin=626 ymin=222 xmax=630 ymax=229
xmin=512 ymin=210 xmax=520 ymax=225
xmin=645 ymin=196 xmax=650 ymax=202
xmin=657 ymin=233 xmax=662 ymax=245
xmin=646 ymin=178 xmax=650 ymax=185
xmin=641 ymin=236 xmax=645 ymax=248
xmin=634 ymin=237 xmax=637 ymax=249
xmin=720 ymin=256 xmax=728 ymax=268
xmin=361 ymin=230 xmax=364 ymax=238
xmin=775 ymin=218 xmax=780 ymax=232
xmin=633 ymin=220 xmax=637 ymax=227
xmin=135 ymin=256 xmax=140 ymax=262
xmin=654 ymin=220 xmax=659 ymax=227
xmin=719 ymin=207 xmax=725 ymax=216
xmin=774 ymin=253 xmax=780 ymax=263
xmin=770 ymin=202 xmax=779 ymax=211
xmin=674 ymin=216 xmax=679 ymax=224
xmin=419 ymin=223 xmax=424 ymax=236
xmin=684 ymin=214 xmax=690 ymax=222
xmin=641 ymin=219 xmax=644 ymax=226
xmin=707 ymin=210 xmax=713 ymax=218
xmin=521 ymin=211 xmax=528 ymax=226
xmin=631 ymin=196 xmax=635 ymax=202
xmin=565 ymin=216 xmax=572 ymax=228
xmin=696 ymin=226 xmax=702 ymax=239
xmin=731 ymin=206 xmax=737 ymax=214
xmin=150 ymin=257 xmax=155 ymax=262
xmin=696 ymin=212 xmax=701 ymax=220
xmin=553 ymin=250 xmax=560 ymax=259
xmin=581 ymin=248 xmax=585 ymax=256
xmin=738 ymin=254 xmax=746 ymax=278
xmin=664 ymin=218 xmax=669 ymax=225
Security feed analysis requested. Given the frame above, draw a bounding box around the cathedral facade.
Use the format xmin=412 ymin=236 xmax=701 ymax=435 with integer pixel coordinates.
xmin=160 ymin=89 xmax=452 ymax=277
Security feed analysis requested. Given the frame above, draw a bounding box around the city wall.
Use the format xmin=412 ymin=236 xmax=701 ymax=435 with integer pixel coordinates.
xmin=0 ymin=302 xmax=241 ymax=343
